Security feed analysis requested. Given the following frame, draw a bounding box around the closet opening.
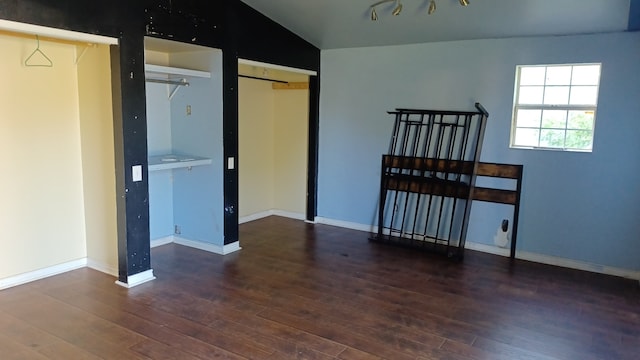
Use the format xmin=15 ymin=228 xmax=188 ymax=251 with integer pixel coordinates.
xmin=0 ymin=20 xmax=119 ymax=289
xmin=237 ymin=59 xmax=316 ymax=225
xmin=144 ymin=37 xmax=235 ymax=255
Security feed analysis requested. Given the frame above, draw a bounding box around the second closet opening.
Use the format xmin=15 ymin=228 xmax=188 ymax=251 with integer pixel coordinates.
xmin=238 ymin=60 xmax=313 ymax=224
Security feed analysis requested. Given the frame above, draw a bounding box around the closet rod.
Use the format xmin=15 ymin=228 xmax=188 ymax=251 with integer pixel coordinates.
xmin=239 ymin=74 xmax=288 ymax=84
xmin=146 ymin=78 xmax=190 ymax=86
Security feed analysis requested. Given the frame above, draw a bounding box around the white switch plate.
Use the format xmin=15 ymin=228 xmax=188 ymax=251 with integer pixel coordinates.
xmin=132 ymin=165 xmax=143 ymax=182
xmin=227 ymin=157 xmax=235 ymax=170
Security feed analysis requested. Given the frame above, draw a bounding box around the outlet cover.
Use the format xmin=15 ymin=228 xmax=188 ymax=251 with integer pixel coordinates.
xmin=132 ymin=165 xmax=142 ymax=182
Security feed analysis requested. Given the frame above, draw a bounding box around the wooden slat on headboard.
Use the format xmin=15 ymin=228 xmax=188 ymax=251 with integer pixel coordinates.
xmin=472 ymin=162 xmax=523 ymax=259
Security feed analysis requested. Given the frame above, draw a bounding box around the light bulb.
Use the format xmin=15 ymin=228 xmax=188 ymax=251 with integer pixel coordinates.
xmin=392 ymin=1 xmax=403 ymax=16
xmin=428 ymin=0 xmax=436 ymax=14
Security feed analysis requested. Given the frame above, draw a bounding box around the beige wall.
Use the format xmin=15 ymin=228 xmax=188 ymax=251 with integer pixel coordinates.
xmin=0 ymin=33 xmax=87 ymax=279
xmin=239 ymin=77 xmax=275 ymax=216
xmin=77 ymin=44 xmax=118 ymax=275
xmin=274 ymin=89 xmax=309 ymax=214
xmin=0 ymin=32 xmax=117 ymax=282
xmin=238 ymin=76 xmax=309 ymax=218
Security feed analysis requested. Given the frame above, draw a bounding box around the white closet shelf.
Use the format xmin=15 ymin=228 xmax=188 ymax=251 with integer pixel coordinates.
xmin=145 ymin=64 xmax=211 ymax=78
xmin=149 ymin=154 xmax=212 ymax=171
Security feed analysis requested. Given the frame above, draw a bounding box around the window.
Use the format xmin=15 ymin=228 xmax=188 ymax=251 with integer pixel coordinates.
xmin=511 ymin=64 xmax=601 ymax=151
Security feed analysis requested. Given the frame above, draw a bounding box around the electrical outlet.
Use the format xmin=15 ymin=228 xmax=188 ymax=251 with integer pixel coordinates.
xmin=174 ymin=225 xmax=181 ymax=235
xmin=186 ymin=105 xmax=191 ymax=115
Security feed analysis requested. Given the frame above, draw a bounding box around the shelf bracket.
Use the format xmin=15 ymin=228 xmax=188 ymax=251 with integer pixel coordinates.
xmin=75 ymin=44 xmax=95 ymax=65
xmin=145 ymin=78 xmax=190 ymax=100
xmin=169 ymin=82 xmax=185 ymax=100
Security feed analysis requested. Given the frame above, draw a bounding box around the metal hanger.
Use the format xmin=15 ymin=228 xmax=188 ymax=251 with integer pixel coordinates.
xmin=24 ymin=35 xmax=53 ymax=67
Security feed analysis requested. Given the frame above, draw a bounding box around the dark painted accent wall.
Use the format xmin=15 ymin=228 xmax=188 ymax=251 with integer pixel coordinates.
xmin=307 ymin=76 xmax=320 ymax=221
xmin=234 ymin=2 xmax=320 ymax=71
xmin=221 ymin=1 xmax=241 ymax=244
xmin=0 ymin=0 xmax=320 ymax=282
xmin=235 ymin=1 xmax=321 ymax=222
xmin=629 ymin=0 xmax=640 ymax=31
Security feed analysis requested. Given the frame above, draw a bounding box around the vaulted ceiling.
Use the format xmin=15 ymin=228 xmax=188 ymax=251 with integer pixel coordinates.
xmin=240 ymin=0 xmax=637 ymax=49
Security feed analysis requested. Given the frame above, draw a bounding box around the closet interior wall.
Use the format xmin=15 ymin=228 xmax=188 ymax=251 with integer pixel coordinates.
xmin=144 ymin=38 xmax=226 ymax=250
xmin=238 ymin=71 xmax=309 ymax=222
xmin=0 ymin=30 xmax=117 ymax=286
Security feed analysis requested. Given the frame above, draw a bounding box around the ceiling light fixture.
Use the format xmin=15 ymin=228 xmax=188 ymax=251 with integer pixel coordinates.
xmin=392 ymin=0 xmax=403 ymax=16
xmin=428 ymin=0 xmax=436 ymax=15
xmin=370 ymin=0 xmax=469 ymax=21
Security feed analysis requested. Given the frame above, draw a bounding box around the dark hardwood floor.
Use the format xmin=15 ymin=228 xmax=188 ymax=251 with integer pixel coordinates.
xmin=1 ymin=216 xmax=638 ymax=359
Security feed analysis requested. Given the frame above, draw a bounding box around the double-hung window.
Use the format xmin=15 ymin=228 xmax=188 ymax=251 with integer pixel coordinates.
xmin=511 ymin=64 xmax=601 ymax=152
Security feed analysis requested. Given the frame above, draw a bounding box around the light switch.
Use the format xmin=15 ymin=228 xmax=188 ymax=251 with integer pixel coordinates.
xmin=227 ymin=157 xmax=235 ymax=170
xmin=132 ymin=165 xmax=143 ymax=182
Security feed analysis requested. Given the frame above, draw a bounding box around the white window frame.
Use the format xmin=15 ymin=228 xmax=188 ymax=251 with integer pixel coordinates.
xmin=510 ymin=63 xmax=601 ymax=152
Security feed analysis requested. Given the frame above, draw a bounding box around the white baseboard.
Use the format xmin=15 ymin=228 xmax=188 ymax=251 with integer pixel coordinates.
xmin=150 ymin=236 xmax=174 ymax=248
xmin=151 ymin=235 xmax=242 ymax=255
xmin=465 ymin=241 xmax=511 ymax=257
xmin=239 ymin=210 xmax=273 ymax=224
xmin=314 ymin=216 xmax=640 ymax=281
xmin=174 ymin=236 xmax=242 ymax=255
xmin=115 ymin=269 xmax=156 ymax=288
xmin=240 ymin=209 xmax=306 ymax=224
xmin=315 ymin=217 xmax=377 ymax=233
xmin=0 ymin=234 xmax=243 ymax=291
xmin=86 ymin=259 xmax=118 ymax=277
xmin=272 ymin=210 xmax=306 ymax=221
xmin=0 ymin=258 xmax=87 ymax=290
xmin=515 ymin=251 xmax=640 ymax=281
xmin=221 ymin=241 xmax=242 ymax=254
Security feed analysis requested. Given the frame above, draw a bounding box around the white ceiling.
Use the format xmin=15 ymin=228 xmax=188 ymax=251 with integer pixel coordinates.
xmin=240 ymin=0 xmax=634 ymax=49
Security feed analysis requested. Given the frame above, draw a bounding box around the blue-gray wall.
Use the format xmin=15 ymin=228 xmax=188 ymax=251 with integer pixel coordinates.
xmin=319 ymin=31 xmax=640 ymax=271
xmin=170 ymin=71 xmax=225 ymax=246
xmin=147 ymin=52 xmax=225 ymax=246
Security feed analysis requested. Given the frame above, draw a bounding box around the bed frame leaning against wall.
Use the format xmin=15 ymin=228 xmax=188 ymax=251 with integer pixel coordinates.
xmin=371 ymin=103 xmax=524 ymax=260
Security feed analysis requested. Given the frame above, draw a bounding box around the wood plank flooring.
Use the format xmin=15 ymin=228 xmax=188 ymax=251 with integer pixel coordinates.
xmin=1 ymin=216 xmax=638 ymax=359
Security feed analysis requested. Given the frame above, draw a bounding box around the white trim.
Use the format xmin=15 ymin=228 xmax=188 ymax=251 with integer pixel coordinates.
xmin=174 ymin=237 xmax=221 ymax=253
xmin=115 ymin=269 xmax=156 ymax=288
xmin=86 ymin=259 xmax=118 ymax=277
xmin=516 ymin=251 xmax=640 ymax=281
xmin=148 ymin=154 xmax=212 ymax=171
xmin=465 ymin=241 xmax=511 ymax=257
xmin=0 ymin=259 xmax=87 ymax=290
xmin=145 ymin=64 xmax=211 ymax=78
xmin=221 ymin=241 xmax=242 ymax=254
xmin=314 ymin=217 xmax=377 ymax=233
xmin=273 ymin=210 xmax=306 ymax=221
xmin=313 ymin=216 xmax=640 ymax=281
xmin=239 ymin=210 xmax=274 ymax=224
xmin=150 ymin=236 xmax=242 ymax=255
xmin=238 ymin=58 xmax=317 ymax=76
xmin=0 ymin=19 xmax=118 ymax=45
xmin=151 ymin=236 xmax=175 ymax=248
xmin=174 ymin=237 xmax=242 ymax=255
xmin=510 ymin=63 xmax=600 ymax=152
xmin=240 ymin=209 xmax=306 ymax=224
